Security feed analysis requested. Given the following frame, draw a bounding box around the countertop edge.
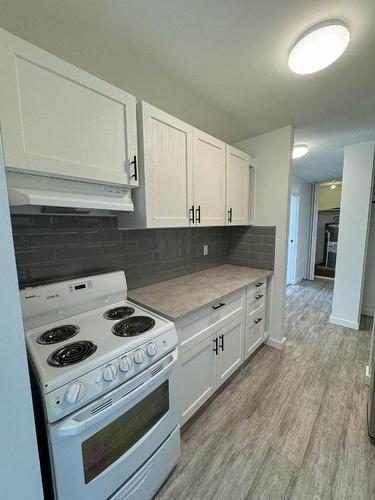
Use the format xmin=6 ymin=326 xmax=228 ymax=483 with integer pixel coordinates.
xmin=128 ymin=267 xmax=273 ymax=322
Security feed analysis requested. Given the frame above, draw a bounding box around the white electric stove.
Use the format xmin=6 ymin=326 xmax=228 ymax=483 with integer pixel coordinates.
xmin=21 ymin=271 xmax=180 ymax=500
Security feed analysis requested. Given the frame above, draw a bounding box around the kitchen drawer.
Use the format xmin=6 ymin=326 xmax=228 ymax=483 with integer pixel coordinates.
xmin=177 ymin=289 xmax=244 ymax=352
xmin=247 ymin=305 xmax=265 ymax=329
xmin=247 ymin=292 xmax=265 ymax=314
xmin=244 ymin=314 xmax=264 ymax=360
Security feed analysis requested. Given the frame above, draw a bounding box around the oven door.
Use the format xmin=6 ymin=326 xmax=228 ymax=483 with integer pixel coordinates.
xmin=48 ymin=350 xmax=178 ymax=500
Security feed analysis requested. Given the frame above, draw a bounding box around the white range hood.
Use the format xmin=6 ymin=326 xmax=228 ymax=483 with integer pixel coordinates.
xmin=7 ymin=172 xmax=134 ymax=214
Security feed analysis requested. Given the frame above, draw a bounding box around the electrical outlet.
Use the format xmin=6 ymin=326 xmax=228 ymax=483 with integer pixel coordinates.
xmin=203 ymin=244 xmax=208 ymax=256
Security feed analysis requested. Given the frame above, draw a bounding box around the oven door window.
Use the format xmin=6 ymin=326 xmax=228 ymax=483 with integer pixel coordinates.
xmin=82 ymin=381 xmax=169 ymax=483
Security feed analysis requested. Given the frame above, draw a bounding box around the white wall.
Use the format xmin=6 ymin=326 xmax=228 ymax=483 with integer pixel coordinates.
xmin=236 ymin=125 xmax=294 ymax=349
xmin=291 ymin=175 xmax=309 ymax=282
xmin=330 ymin=141 xmax=375 ymax=329
xmin=362 ymin=206 xmax=375 ymax=316
xmin=0 ymin=137 xmax=43 ymax=497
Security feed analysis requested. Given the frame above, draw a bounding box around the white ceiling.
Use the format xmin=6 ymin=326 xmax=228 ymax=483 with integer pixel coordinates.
xmin=1 ymin=0 xmax=375 ymax=183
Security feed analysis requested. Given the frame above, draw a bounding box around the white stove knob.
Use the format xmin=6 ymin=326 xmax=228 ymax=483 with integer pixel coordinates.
xmin=119 ymin=355 xmax=133 ymax=372
xmin=102 ymin=364 xmax=118 ymax=382
xmin=146 ymin=342 xmax=157 ymax=357
xmin=65 ymin=381 xmax=84 ymax=404
xmin=134 ymin=349 xmax=146 ymax=364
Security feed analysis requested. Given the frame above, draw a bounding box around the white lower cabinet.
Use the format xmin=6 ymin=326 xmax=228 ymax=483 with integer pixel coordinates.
xmin=177 ymin=281 xmax=268 ymax=426
xmin=217 ymin=316 xmax=244 ymax=385
xmin=179 ymin=316 xmax=244 ymax=426
xmin=179 ymin=335 xmax=217 ymax=425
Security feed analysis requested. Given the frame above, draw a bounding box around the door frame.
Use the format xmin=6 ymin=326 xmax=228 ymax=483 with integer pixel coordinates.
xmin=287 ymin=193 xmax=299 ymax=285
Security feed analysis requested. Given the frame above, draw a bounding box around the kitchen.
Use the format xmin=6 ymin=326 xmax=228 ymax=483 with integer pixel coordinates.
xmin=1 ymin=2 xmax=375 ymax=500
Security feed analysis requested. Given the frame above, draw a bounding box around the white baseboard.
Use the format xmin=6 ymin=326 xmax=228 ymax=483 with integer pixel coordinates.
xmin=329 ymin=314 xmax=359 ymax=330
xmin=362 ymin=307 xmax=374 ymax=317
xmin=365 ymin=365 xmax=371 ymax=386
xmin=294 ymin=275 xmax=304 ymax=284
xmin=266 ymin=335 xmax=286 ymax=351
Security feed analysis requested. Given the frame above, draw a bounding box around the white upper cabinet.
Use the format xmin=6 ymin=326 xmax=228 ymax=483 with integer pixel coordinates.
xmin=128 ymin=101 xmax=194 ymax=228
xmin=226 ymin=145 xmax=251 ymax=225
xmin=192 ymin=129 xmax=225 ymax=226
xmin=0 ymin=29 xmax=138 ymax=187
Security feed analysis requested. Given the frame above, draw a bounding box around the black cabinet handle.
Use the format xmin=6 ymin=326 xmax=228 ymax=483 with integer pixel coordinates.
xmin=219 ymin=334 xmax=224 ymax=351
xmin=228 ymin=207 xmax=233 ymax=223
xmin=255 ymin=282 xmax=264 ymax=288
xmin=129 ymin=155 xmax=137 ymax=181
xmin=189 ymin=205 xmax=195 ymax=224
xmin=195 ymin=205 xmax=201 ymax=223
xmin=213 ymin=337 xmax=219 ymax=355
xmin=254 ymin=317 xmax=263 ymax=324
xmin=212 ymin=302 xmax=225 ymax=310
xmin=255 ymin=294 xmax=264 ymax=300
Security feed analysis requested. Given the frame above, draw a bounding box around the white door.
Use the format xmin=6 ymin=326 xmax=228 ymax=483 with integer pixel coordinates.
xmin=226 ymin=145 xmax=250 ymax=225
xmin=0 ymin=29 xmax=137 ymax=187
xmin=244 ymin=307 xmax=265 ymax=360
xmin=192 ymin=129 xmax=225 ymax=226
xmin=140 ymin=102 xmax=193 ymax=228
xmin=217 ymin=316 xmax=244 ymax=386
xmin=287 ymin=194 xmax=299 ymax=285
xmin=179 ymin=335 xmax=217 ymax=425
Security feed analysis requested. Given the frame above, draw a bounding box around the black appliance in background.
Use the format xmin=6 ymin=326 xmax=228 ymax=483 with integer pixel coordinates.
xmin=323 ymin=222 xmax=339 ymax=269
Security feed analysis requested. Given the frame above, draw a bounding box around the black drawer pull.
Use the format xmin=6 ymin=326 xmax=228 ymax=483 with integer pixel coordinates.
xmin=255 ymin=282 xmax=264 ymax=288
xmin=254 ymin=317 xmax=263 ymax=324
xmin=189 ymin=205 xmax=195 ymax=224
xmin=228 ymin=207 xmax=233 ymax=223
xmin=129 ymin=155 xmax=137 ymax=181
xmin=213 ymin=337 xmax=219 ymax=355
xmin=196 ymin=205 xmax=201 ymax=223
xmin=219 ymin=334 xmax=224 ymax=351
xmin=212 ymin=302 xmax=225 ymax=310
xmin=255 ymin=294 xmax=264 ymax=300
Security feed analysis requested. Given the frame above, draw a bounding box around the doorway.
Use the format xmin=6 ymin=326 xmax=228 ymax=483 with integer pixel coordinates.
xmin=287 ymin=194 xmax=299 ymax=285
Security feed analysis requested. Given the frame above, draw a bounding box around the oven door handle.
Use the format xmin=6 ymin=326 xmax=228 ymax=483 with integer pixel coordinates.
xmin=54 ymin=350 xmax=177 ymax=438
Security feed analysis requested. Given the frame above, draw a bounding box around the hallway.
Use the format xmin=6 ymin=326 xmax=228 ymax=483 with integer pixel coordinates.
xmin=156 ymin=279 xmax=375 ymax=500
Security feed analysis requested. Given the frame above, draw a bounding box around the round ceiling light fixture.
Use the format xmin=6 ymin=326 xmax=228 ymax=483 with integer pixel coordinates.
xmin=293 ymin=144 xmax=309 ymax=159
xmin=288 ymin=19 xmax=350 ymax=74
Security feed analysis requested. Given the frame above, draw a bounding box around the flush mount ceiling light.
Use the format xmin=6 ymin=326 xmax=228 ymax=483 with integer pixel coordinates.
xmin=288 ymin=19 xmax=350 ymax=74
xmin=293 ymin=144 xmax=309 ymax=159
xmin=330 ymin=183 xmax=337 ymax=190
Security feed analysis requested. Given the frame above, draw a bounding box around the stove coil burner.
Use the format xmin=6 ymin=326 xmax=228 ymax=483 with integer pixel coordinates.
xmin=104 ymin=306 xmax=135 ymax=320
xmin=37 ymin=325 xmax=79 ymax=345
xmin=112 ymin=316 xmax=156 ymax=337
xmin=47 ymin=341 xmax=97 ymax=367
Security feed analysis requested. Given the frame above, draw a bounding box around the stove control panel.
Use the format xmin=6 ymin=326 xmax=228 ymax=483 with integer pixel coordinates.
xmin=44 ymin=328 xmax=177 ymax=423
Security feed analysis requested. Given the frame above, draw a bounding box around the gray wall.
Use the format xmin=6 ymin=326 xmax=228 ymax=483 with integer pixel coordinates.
xmin=11 ymin=215 xmax=275 ymax=290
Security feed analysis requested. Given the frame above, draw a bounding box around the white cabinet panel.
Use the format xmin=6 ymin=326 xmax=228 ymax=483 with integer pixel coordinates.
xmin=226 ymin=145 xmax=250 ymax=226
xmin=0 ymin=30 xmax=137 ymax=186
xmin=193 ymin=129 xmax=225 ymax=226
xmin=139 ymin=102 xmax=193 ymax=228
xmin=217 ymin=316 xmax=244 ymax=385
xmin=244 ymin=306 xmax=265 ymax=360
xmin=179 ymin=335 xmax=217 ymax=425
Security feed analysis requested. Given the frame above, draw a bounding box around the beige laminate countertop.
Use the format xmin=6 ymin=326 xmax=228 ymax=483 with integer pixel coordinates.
xmin=128 ymin=264 xmax=272 ymax=321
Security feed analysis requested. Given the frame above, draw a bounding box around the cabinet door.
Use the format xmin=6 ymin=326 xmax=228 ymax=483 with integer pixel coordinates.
xmin=217 ymin=316 xmax=244 ymax=386
xmin=244 ymin=306 xmax=265 ymax=360
xmin=140 ymin=102 xmax=193 ymax=228
xmin=226 ymin=145 xmax=250 ymax=225
xmin=179 ymin=335 xmax=217 ymax=425
xmin=193 ymin=129 xmax=225 ymax=226
xmin=0 ymin=30 xmax=137 ymax=187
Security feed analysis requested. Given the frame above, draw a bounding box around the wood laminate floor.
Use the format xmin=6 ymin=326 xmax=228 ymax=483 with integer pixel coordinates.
xmin=155 ymin=279 xmax=375 ymax=500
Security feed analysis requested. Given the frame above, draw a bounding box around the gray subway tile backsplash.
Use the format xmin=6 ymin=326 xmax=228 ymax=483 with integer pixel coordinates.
xmin=11 ymin=215 xmax=275 ymax=290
